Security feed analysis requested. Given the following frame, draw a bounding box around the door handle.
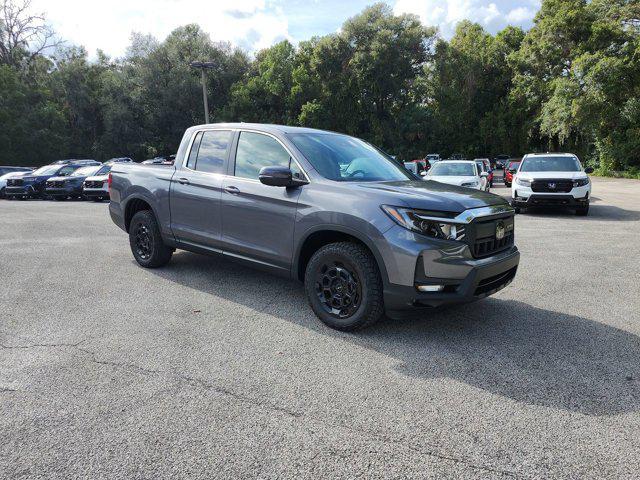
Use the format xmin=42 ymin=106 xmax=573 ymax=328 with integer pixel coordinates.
xmin=224 ymin=186 xmax=240 ymax=194
xmin=177 ymin=177 xmax=190 ymax=185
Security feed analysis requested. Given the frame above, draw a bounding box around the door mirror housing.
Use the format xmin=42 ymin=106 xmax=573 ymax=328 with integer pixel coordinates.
xmin=258 ymin=166 xmax=307 ymax=187
xmin=420 ymin=171 xmax=427 ymax=177
xmin=480 ymin=171 xmax=489 ymax=177
xmin=584 ymin=167 xmax=594 ymax=174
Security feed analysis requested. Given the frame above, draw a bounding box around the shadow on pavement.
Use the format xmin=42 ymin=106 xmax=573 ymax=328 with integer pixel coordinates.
xmin=147 ymin=251 xmax=640 ymax=417
xmin=518 ymin=203 xmax=640 ymax=221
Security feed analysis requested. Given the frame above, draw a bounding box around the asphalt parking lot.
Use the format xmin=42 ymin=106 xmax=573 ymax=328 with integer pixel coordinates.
xmin=1 ymin=175 xmax=639 ymax=479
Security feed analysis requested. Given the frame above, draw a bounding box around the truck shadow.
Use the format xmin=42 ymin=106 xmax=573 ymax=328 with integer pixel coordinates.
xmin=147 ymin=252 xmax=640 ymax=417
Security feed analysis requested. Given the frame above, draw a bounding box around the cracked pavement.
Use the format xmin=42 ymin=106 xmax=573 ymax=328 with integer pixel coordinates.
xmin=1 ymin=176 xmax=640 ymax=479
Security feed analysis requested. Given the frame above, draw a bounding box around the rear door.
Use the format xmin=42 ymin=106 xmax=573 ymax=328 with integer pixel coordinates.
xmin=220 ymin=130 xmax=306 ymax=272
xmin=170 ymin=129 xmax=234 ymax=250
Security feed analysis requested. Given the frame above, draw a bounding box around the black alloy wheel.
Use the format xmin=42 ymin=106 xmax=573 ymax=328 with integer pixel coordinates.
xmin=304 ymin=242 xmax=384 ymax=331
xmin=134 ymin=223 xmax=153 ymax=260
xmin=128 ymin=210 xmax=173 ymax=268
xmin=315 ymin=258 xmax=362 ymax=319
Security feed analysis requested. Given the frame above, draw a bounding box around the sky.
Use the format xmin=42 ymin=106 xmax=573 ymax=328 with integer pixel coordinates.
xmin=32 ymin=0 xmax=542 ymax=58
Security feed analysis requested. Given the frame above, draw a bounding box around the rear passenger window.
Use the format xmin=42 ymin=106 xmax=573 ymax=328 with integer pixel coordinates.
xmin=235 ymin=131 xmax=302 ymax=180
xmin=194 ymin=130 xmax=232 ymax=174
xmin=186 ymin=132 xmax=203 ymax=170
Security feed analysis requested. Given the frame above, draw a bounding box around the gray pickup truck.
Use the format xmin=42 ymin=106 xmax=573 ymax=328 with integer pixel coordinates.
xmin=109 ymin=123 xmax=519 ymax=330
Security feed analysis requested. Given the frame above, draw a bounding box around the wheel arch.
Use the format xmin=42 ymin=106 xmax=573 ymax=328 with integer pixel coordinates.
xmin=123 ymin=194 xmax=160 ymax=233
xmin=294 ymin=225 xmax=389 ymax=286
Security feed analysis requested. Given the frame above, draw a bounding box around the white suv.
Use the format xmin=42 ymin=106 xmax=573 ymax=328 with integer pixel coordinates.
xmin=82 ymin=164 xmax=112 ymax=201
xmin=511 ymin=153 xmax=593 ymax=215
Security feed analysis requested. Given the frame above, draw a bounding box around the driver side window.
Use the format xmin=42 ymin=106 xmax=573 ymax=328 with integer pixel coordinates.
xmin=234 ymin=131 xmax=303 ymax=180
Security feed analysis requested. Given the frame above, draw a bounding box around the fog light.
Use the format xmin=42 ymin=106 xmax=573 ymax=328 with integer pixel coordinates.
xmin=417 ymin=284 xmax=445 ymax=292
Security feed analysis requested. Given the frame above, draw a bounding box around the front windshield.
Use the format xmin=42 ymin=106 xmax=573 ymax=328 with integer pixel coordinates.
xmin=71 ymin=166 xmax=100 ymax=177
xmin=93 ymin=165 xmax=111 ymax=176
xmin=520 ymin=156 xmax=581 ymax=172
xmin=31 ymin=165 xmax=60 ymax=176
xmin=507 ymin=161 xmax=521 ymax=171
xmin=429 ymin=162 xmax=476 ymax=176
xmin=288 ymin=133 xmax=413 ymax=182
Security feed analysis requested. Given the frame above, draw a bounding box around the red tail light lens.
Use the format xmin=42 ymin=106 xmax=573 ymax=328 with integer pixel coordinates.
xmin=107 ymin=173 xmax=112 ymax=194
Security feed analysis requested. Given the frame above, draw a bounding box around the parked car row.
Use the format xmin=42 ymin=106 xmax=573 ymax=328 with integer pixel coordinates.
xmin=2 ymin=157 xmax=133 ymax=201
xmin=404 ymin=151 xmax=593 ymax=216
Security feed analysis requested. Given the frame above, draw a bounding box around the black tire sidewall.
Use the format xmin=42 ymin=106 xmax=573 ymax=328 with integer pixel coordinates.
xmin=304 ymin=243 xmax=383 ymax=331
xmin=128 ymin=210 xmax=172 ymax=268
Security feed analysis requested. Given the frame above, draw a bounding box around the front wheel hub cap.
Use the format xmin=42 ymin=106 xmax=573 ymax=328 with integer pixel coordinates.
xmin=316 ymin=262 xmax=361 ymax=318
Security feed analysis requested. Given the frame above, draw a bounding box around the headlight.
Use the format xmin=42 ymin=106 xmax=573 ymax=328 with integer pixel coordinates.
xmin=461 ymin=181 xmax=479 ymax=187
xmin=381 ymin=205 xmax=465 ymax=241
xmin=573 ymin=178 xmax=589 ymax=187
xmin=515 ymin=177 xmax=531 ymax=186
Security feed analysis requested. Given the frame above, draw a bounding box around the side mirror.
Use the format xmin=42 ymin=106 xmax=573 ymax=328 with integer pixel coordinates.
xmin=258 ymin=166 xmax=307 ymax=187
xmin=584 ymin=167 xmax=594 ymax=174
xmin=480 ymin=171 xmax=488 ymax=177
xmin=420 ymin=171 xmax=427 ymax=177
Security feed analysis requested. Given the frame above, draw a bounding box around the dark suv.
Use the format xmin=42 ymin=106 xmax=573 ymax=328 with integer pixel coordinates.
xmin=109 ymin=123 xmax=520 ymax=330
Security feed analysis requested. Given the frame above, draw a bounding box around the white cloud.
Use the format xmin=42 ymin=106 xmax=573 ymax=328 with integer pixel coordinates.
xmin=394 ymin=0 xmax=537 ymax=38
xmin=506 ymin=6 xmax=536 ymax=23
xmin=31 ymin=0 xmax=291 ymax=58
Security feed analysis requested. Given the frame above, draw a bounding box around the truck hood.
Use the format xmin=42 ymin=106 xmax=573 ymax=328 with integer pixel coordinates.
xmin=356 ymin=180 xmax=508 ymax=213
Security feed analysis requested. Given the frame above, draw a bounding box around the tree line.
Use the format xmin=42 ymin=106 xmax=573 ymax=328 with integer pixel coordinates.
xmin=1 ymin=0 xmax=639 ymax=175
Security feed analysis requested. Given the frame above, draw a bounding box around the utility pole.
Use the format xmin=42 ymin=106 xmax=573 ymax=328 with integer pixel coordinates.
xmin=190 ymin=61 xmax=216 ymax=124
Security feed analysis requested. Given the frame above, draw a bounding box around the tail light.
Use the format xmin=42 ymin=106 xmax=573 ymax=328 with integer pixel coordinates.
xmin=107 ymin=173 xmax=112 ymax=194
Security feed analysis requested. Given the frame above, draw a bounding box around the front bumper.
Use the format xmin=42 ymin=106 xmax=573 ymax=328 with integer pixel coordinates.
xmin=46 ymin=186 xmax=82 ymax=197
xmin=83 ymin=188 xmax=109 ymax=198
xmin=511 ymin=184 xmax=590 ymax=208
xmin=384 ymin=246 xmax=519 ymax=317
xmin=5 ymin=185 xmax=35 ymax=197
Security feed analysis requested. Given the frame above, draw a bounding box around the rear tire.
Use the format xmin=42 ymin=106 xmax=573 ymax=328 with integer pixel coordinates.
xmin=304 ymin=242 xmax=384 ymax=331
xmin=129 ymin=210 xmax=173 ymax=268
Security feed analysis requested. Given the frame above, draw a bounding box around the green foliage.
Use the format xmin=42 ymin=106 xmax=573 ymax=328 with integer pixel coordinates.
xmin=0 ymin=0 xmax=638 ymax=171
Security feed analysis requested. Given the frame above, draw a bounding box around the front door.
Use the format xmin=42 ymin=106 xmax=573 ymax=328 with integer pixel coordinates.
xmin=170 ymin=129 xmax=233 ymax=250
xmin=220 ymin=131 xmax=305 ymax=272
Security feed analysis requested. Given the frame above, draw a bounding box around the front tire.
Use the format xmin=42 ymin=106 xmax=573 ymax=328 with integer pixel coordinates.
xmin=129 ymin=210 xmax=173 ymax=268
xmin=304 ymin=242 xmax=384 ymax=331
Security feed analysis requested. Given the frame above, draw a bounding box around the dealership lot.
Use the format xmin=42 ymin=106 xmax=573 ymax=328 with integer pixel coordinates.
xmin=1 ymin=176 xmax=639 ymax=478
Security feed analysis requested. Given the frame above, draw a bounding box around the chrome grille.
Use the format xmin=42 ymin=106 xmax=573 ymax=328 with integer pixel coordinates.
xmin=530 ymin=179 xmax=573 ymax=193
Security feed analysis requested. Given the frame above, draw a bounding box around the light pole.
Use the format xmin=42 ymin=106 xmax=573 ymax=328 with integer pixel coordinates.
xmin=190 ymin=61 xmax=216 ymax=124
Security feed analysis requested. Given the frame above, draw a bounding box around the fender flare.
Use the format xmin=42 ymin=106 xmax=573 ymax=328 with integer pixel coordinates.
xmin=122 ymin=191 xmax=161 ymax=232
xmin=293 ymin=224 xmax=390 ymax=287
